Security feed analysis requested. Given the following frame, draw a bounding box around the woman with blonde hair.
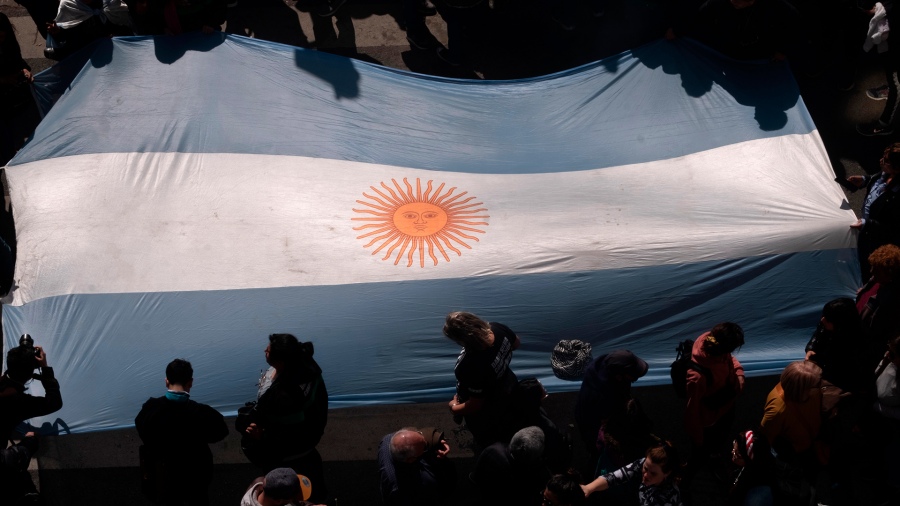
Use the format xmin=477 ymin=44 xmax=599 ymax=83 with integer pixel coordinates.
xmin=760 ymin=360 xmax=824 ymax=505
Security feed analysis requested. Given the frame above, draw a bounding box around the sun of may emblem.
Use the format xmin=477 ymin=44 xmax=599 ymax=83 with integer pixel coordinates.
xmin=352 ymin=177 xmax=489 ymax=267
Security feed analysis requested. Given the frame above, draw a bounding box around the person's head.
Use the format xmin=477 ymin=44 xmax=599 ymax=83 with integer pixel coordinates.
xmin=543 ymin=471 xmax=585 ymax=506
xmin=888 ymin=334 xmax=900 ymax=366
xmin=642 ymin=442 xmax=679 ymax=487
xmin=4 ymin=345 xmax=39 ymax=384
xmin=266 ymin=333 xmax=299 ymax=367
xmin=261 ymin=468 xmax=301 ymax=506
xmin=869 ymin=244 xmax=900 ymax=284
xmin=820 ymin=298 xmax=861 ymax=333
xmin=509 ymin=426 xmax=545 ymax=464
xmin=703 ymin=322 xmax=744 ymax=356
xmin=443 ymin=311 xmax=492 ymax=349
xmin=881 ymin=143 xmax=900 ymax=174
xmin=780 ymin=360 xmax=822 ymax=403
xmin=389 ymin=428 xmax=427 ymax=464
xmin=165 ymin=358 xmax=193 ymax=390
xmin=602 ymin=350 xmax=649 ymax=382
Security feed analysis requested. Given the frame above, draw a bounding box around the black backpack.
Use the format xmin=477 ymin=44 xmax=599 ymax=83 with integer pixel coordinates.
xmin=670 ymin=339 xmax=712 ymax=398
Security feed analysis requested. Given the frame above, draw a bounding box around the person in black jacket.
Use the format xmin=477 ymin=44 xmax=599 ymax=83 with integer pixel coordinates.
xmin=240 ymin=334 xmax=329 ymax=504
xmin=0 ymin=339 xmax=63 ymax=505
xmin=845 ymin=142 xmax=900 ymax=282
xmin=135 ymin=358 xmax=228 ymax=506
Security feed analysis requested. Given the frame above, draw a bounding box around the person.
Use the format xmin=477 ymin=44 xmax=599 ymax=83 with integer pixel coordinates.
xmin=0 ymin=432 xmax=39 ymax=506
xmin=728 ymin=429 xmax=775 ymax=506
xmin=377 ymin=426 xmax=456 ymax=506
xmin=240 ymin=467 xmax=319 ymax=506
xmin=0 ymin=337 xmax=62 ymax=505
xmin=444 ymin=311 xmax=520 ymax=447
xmin=543 ymin=470 xmax=586 ymax=506
xmin=857 ymin=245 xmax=900 ymax=368
xmin=239 ymin=334 xmax=329 ymax=504
xmin=594 ymin=398 xmax=656 ymax=478
xmin=759 ymin=360 xmax=824 ymax=505
xmin=574 ymin=350 xmax=648 ymax=460
xmin=868 ymin=334 xmax=900 ymax=505
xmin=684 ymin=322 xmax=745 ymax=458
xmin=134 ymin=358 xmax=229 ymax=506
xmin=804 ymin=298 xmax=866 ymax=393
xmin=581 ymin=443 xmax=683 ymax=506
xmin=44 ymin=0 xmax=133 ymax=59
xmin=667 ymin=0 xmax=799 ymax=61
xmin=0 ymin=12 xmax=35 ymax=166
xmin=845 ymin=143 xmax=900 ymax=281
xmin=858 ymin=2 xmax=900 ymax=136
xmin=469 ymin=425 xmax=548 ymax=506
xmin=874 ymin=334 xmax=900 ymax=421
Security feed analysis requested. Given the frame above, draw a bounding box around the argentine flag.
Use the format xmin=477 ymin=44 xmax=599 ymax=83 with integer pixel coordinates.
xmin=3 ymin=34 xmax=856 ymax=432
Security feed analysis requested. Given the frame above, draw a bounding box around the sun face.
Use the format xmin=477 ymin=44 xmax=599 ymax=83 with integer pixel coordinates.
xmin=352 ymin=178 xmax=489 ymax=267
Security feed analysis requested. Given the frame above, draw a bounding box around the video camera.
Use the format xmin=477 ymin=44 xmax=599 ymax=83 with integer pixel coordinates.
xmin=18 ymin=334 xmax=41 ymax=358
xmin=5 ymin=334 xmax=43 ymax=381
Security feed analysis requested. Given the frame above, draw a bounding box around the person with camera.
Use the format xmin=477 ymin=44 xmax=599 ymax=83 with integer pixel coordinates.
xmin=377 ymin=427 xmax=456 ymax=506
xmin=0 ymin=335 xmax=63 ymax=505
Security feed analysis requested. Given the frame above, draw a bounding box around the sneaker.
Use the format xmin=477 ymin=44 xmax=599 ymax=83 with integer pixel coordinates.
xmin=867 ymin=85 xmax=889 ymax=101
xmin=316 ymin=0 xmax=347 ymax=17
xmin=406 ymin=30 xmax=439 ymax=50
xmin=436 ymin=46 xmax=461 ymax=66
xmin=417 ymin=0 xmax=437 ymax=16
xmin=857 ymin=121 xmax=894 ymax=136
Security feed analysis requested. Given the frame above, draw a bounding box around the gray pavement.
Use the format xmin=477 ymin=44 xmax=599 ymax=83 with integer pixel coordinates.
xmin=0 ymin=0 xmax=893 ymax=504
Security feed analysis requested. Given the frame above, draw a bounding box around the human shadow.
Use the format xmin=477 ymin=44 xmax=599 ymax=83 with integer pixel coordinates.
xmin=293 ymin=46 xmax=361 ymax=99
xmin=225 ymin=0 xmax=310 ymax=48
xmin=153 ymin=31 xmax=226 ymax=65
xmin=633 ymin=38 xmax=799 ymax=132
xmin=18 ymin=417 xmax=71 ymax=436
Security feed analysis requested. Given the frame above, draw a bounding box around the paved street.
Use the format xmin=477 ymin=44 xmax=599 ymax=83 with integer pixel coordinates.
xmin=0 ymin=0 xmax=893 ymax=504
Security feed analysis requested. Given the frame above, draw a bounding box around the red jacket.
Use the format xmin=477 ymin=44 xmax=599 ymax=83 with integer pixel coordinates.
xmin=684 ymin=332 xmax=745 ymax=446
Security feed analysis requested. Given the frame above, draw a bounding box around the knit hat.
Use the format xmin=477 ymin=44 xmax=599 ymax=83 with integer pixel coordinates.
xmin=551 ymin=340 xmax=593 ymax=380
xmin=263 ymin=468 xmax=300 ymax=500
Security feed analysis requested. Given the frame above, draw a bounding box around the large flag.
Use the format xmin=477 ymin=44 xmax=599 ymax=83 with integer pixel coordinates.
xmin=3 ymin=34 xmax=857 ymax=432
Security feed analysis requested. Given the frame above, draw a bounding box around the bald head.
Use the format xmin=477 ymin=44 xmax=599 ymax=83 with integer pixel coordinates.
xmin=389 ymin=429 xmax=427 ymax=463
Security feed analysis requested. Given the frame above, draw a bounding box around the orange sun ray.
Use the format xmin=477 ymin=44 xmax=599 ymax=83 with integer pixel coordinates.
xmin=353 ymin=178 xmax=488 ymax=267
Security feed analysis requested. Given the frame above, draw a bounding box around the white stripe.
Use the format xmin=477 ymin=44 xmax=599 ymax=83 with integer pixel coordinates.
xmin=5 ymin=132 xmax=855 ymax=305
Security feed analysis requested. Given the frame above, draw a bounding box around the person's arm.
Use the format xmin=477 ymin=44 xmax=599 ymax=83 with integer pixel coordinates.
xmin=448 ymin=393 xmax=484 ymax=415
xmin=732 ymin=355 xmax=745 ymax=392
xmin=20 ymin=347 xmax=63 ymax=420
xmin=582 ymin=459 xmax=641 ymax=496
xmin=202 ymin=404 xmax=229 ymax=443
xmin=581 ymin=476 xmax=609 ymax=496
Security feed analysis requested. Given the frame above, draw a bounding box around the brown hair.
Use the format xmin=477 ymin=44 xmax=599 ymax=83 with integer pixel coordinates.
xmin=645 ymin=441 xmax=680 ymax=474
xmin=869 ymin=244 xmax=900 ymax=282
xmin=884 ymin=142 xmax=900 ymax=168
xmin=443 ymin=311 xmax=492 ymax=349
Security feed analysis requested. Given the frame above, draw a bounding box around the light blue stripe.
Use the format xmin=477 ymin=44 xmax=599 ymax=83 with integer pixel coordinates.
xmin=15 ymin=35 xmax=812 ymax=172
xmin=3 ymin=248 xmax=857 ymax=432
